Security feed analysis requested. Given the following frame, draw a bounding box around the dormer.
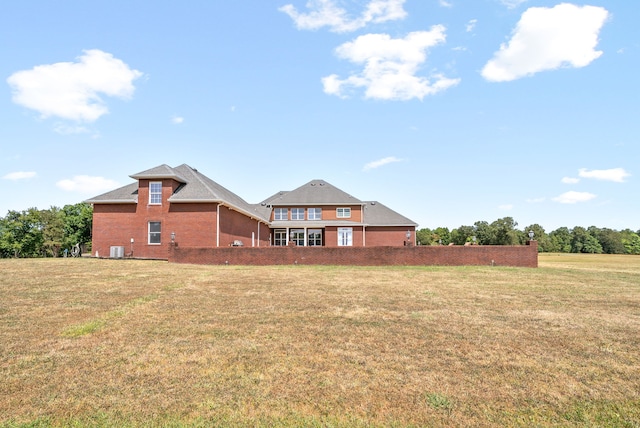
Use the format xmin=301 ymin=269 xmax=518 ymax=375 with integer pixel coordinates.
xmin=129 ymin=164 xmax=187 ymax=206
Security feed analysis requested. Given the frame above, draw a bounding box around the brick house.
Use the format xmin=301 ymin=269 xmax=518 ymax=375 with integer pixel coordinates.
xmin=86 ymin=164 xmax=418 ymax=259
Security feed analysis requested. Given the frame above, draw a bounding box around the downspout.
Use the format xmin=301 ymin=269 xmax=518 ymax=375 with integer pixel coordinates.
xmin=216 ymin=203 xmax=220 ymax=247
xmin=362 ymin=203 xmax=366 ymax=247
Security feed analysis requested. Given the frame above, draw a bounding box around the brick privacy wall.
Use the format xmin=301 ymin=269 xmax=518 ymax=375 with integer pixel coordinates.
xmin=169 ymin=241 xmax=538 ymax=267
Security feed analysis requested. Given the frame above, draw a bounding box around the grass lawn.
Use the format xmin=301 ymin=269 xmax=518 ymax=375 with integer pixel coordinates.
xmin=1 ymin=254 xmax=639 ymax=427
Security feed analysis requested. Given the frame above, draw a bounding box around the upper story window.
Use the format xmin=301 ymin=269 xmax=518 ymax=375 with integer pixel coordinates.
xmin=308 ymin=208 xmax=322 ymax=220
xmin=336 ymin=207 xmax=351 ymax=218
xmin=291 ymin=208 xmax=305 ymax=220
xmin=274 ymin=208 xmax=288 ymax=221
xmin=149 ymin=182 xmax=162 ymax=205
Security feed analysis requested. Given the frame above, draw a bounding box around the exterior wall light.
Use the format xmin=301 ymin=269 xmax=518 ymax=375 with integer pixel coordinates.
xmin=171 ymin=232 xmax=176 ymax=243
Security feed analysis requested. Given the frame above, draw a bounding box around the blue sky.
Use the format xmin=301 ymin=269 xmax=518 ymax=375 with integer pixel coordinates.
xmin=1 ymin=0 xmax=637 ymax=232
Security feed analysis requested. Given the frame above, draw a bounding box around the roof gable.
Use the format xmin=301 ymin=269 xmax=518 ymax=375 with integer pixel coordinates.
xmin=263 ymin=179 xmax=362 ymax=206
xmin=87 ymin=164 xmax=269 ymax=222
xmin=130 ymin=164 xmax=187 ymax=183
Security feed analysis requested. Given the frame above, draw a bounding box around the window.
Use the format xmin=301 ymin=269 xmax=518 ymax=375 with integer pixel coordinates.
xmin=274 ymin=208 xmax=288 ymax=221
xmin=336 ymin=207 xmax=351 ymax=218
xmin=291 ymin=208 xmax=305 ymax=220
xmin=338 ymin=228 xmax=353 ymax=246
xmin=148 ymin=221 xmax=161 ymax=244
xmin=149 ymin=182 xmax=162 ymax=205
xmin=290 ymin=229 xmax=305 ymax=246
xmin=308 ymin=229 xmax=322 ymax=246
xmin=308 ymin=208 xmax=322 ymax=220
xmin=274 ymin=229 xmax=287 ymax=246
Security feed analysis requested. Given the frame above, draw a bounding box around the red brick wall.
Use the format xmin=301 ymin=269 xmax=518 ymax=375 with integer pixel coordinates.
xmin=324 ymin=226 xmax=365 ymax=247
xmin=168 ymin=203 xmax=218 ymax=248
xmin=92 ymin=204 xmax=139 ymax=258
xmin=365 ymin=226 xmax=413 ymax=247
xmin=169 ymin=241 xmax=538 ymax=267
xmin=218 ymin=206 xmax=270 ymax=247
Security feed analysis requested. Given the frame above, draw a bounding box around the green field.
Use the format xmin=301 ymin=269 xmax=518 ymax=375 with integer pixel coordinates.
xmin=1 ymin=254 xmax=639 ymax=427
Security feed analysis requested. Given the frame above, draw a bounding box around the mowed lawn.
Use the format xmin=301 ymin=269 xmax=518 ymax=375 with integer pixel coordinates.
xmin=1 ymin=254 xmax=639 ymax=427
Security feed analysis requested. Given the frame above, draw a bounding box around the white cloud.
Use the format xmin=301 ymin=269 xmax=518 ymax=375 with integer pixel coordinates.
xmin=526 ymin=197 xmax=545 ymax=203
xmin=363 ymin=156 xmax=403 ymax=171
xmin=3 ymin=171 xmax=37 ymax=180
xmin=56 ymin=175 xmax=119 ymax=193
xmin=53 ymin=123 xmax=91 ymax=135
xmin=579 ymin=168 xmax=630 ymax=183
xmin=498 ymin=204 xmax=513 ymax=210
xmin=561 ymin=176 xmax=580 ymax=184
xmin=279 ymin=0 xmax=407 ymax=33
xmin=499 ymin=0 xmax=527 ymax=9
xmin=323 ymin=28 xmax=460 ymax=100
xmin=7 ymin=49 xmax=143 ymax=122
xmin=466 ymin=19 xmax=477 ymax=32
xmin=171 ymin=116 xmax=184 ymax=124
xmin=481 ymin=4 xmax=609 ymax=82
xmin=553 ymin=191 xmax=597 ymax=204
xmin=439 ymin=0 xmax=453 ymax=7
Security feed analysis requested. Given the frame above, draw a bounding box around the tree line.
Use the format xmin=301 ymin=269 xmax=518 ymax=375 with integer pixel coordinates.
xmin=0 ymin=203 xmax=92 ymax=258
xmin=1 ymin=205 xmax=639 ymax=257
xmin=417 ymin=217 xmax=640 ymax=254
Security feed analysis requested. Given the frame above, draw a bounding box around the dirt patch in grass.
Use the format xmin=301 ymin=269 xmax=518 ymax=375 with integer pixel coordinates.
xmin=1 ymin=255 xmax=639 ymax=427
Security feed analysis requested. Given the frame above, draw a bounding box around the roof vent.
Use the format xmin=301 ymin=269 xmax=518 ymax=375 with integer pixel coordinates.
xmin=371 ymin=202 xmax=376 ymax=205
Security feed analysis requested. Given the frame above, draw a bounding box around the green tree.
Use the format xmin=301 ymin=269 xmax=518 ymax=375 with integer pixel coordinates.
xmin=41 ymin=207 xmax=65 ymax=257
xmin=589 ymin=227 xmax=625 ymax=254
xmin=62 ymin=202 xmax=93 ymax=252
xmin=490 ymin=217 xmax=519 ymax=245
xmin=0 ymin=209 xmax=44 ymax=257
xmin=450 ymin=225 xmax=475 ymax=245
xmin=549 ymin=227 xmax=572 ymax=253
xmin=473 ymin=221 xmax=493 ymax=245
xmin=621 ymin=229 xmax=640 ymax=255
xmin=571 ymin=226 xmax=602 ymax=254
xmin=432 ymin=227 xmax=450 ymax=245
xmin=521 ymin=224 xmax=550 ymax=251
xmin=416 ymin=228 xmax=434 ymax=246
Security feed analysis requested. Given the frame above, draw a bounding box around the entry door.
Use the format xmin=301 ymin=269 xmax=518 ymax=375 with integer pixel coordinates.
xmin=337 ymin=228 xmax=353 ymax=246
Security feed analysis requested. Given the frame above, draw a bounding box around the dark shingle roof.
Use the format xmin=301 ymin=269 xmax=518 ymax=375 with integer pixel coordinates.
xmin=261 ymin=179 xmax=362 ymax=206
xmin=86 ymin=164 xmax=269 ymax=222
xmin=85 ymin=182 xmax=139 ymax=204
xmin=363 ymin=201 xmax=417 ymax=226
xmin=130 ymin=164 xmax=187 ymax=183
xmin=86 ymin=166 xmax=417 ymax=227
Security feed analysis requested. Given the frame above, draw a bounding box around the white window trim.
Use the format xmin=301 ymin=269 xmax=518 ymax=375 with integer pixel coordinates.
xmin=337 ymin=207 xmax=351 ymax=218
xmin=290 ymin=228 xmax=305 ymax=246
xmin=308 ymin=229 xmax=322 ymax=246
xmin=291 ymin=208 xmax=305 ymax=221
xmin=148 ymin=221 xmax=162 ymax=245
xmin=149 ymin=181 xmax=162 ymax=205
xmin=274 ymin=208 xmax=288 ymax=221
xmin=274 ymin=229 xmax=287 ymax=246
xmin=308 ymin=208 xmax=322 ymax=220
